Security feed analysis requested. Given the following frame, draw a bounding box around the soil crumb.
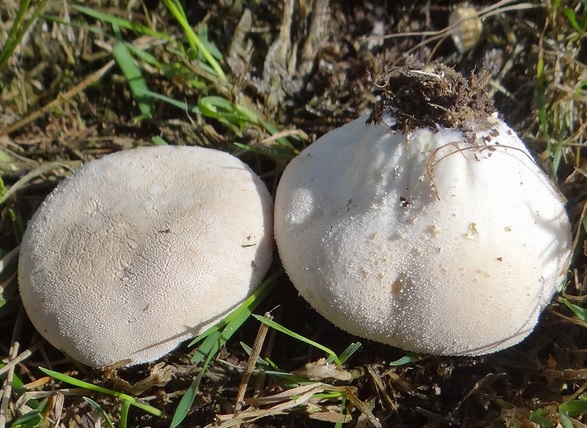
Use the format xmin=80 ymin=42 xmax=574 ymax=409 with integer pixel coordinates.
xmin=368 ymin=61 xmax=496 ymax=134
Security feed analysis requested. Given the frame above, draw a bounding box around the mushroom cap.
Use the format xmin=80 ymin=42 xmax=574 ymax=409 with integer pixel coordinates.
xmin=19 ymin=145 xmax=273 ymax=367
xmin=274 ymin=114 xmax=572 ymax=356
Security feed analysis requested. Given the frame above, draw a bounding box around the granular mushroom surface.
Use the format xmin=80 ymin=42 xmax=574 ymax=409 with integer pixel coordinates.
xmin=19 ymin=145 xmax=273 ymax=367
xmin=274 ymin=63 xmax=572 ymax=356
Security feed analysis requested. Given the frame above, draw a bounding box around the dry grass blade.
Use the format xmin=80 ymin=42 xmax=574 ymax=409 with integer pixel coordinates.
xmin=0 ymin=247 xmax=19 ymax=274
xmin=344 ymin=387 xmax=382 ymax=428
xmin=451 ymin=373 xmax=506 ymax=414
xmin=0 ymin=350 xmax=32 ymax=379
xmin=0 ymin=343 xmax=19 ymax=428
xmin=0 ymin=161 xmax=80 ymax=206
xmin=216 ymin=382 xmax=383 ymax=428
xmin=367 ymin=365 xmax=398 ymax=412
xmin=214 ymin=383 xmax=328 ymax=427
xmin=233 ymin=313 xmax=271 ymax=415
xmin=0 ymin=60 xmax=115 ymax=136
xmin=0 ymin=309 xmax=24 ymax=428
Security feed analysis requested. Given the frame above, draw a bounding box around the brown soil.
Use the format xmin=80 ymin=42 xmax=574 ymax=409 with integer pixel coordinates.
xmin=369 ymin=60 xmax=496 ymax=132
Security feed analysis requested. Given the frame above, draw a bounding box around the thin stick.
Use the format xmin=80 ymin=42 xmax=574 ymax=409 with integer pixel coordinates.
xmin=0 ymin=349 xmax=32 ymax=378
xmin=233 ymin=313 xmax=272 ymax=415
xmin=253 ymin=307 xmax=280 ymax=398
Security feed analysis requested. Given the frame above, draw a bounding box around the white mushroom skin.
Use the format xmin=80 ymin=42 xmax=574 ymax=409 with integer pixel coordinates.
xmin=19 ymin=146 xmax=273 ymax=367
xmin=275 ymin=114 xmax=572 ymax=356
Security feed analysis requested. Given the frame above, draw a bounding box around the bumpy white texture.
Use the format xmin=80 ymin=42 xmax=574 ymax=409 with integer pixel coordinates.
xmin=275 ymin=114 xmax=572 ymax=356
xmin=19 ymin=146 xmax=273 ymax=367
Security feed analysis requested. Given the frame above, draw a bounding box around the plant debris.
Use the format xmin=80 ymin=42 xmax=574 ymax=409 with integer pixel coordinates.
xmin=368 ymin=61 xmax=496 ymax=133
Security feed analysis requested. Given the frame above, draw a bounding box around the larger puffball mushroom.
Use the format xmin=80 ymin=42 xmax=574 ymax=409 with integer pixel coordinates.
xmin=19 ymin=146 xmax=273 ymax=367
xmin=274 ymin=64 xmax=572 ymax=356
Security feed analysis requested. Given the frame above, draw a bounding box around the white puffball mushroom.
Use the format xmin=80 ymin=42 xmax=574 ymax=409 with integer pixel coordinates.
xmin=19 ymin=145 xmax=273 ymax=367
xmin=274 ymin=64 xmax=572 ymax=356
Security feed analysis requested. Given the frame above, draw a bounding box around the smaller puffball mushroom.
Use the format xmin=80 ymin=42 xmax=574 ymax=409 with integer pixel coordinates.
xmin=19 ymin=145 xmax=273 ymax=367
xmin=274 ymin=64 xmax=572 ymax=356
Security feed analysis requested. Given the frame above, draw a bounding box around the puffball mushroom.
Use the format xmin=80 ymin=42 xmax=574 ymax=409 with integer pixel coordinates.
xmin=19 ymin=145 xmax=273 ymax=367
xmin=274 ymin=63 xmax=572 ymax=356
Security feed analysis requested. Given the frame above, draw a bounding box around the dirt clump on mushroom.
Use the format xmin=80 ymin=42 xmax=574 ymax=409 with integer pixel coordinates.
xmin=369 ymin=61 xmax=496 ymax=137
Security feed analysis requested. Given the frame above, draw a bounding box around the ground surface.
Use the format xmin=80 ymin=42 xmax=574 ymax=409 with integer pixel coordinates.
xmin=1 ymin=0 xmax=587 ymax=427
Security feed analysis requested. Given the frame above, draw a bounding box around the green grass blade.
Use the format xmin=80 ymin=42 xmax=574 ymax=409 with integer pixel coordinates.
xmin=563 ymin=8 xmax=587 ymax=33
xmin=191 ymin=330 xmax=222 ymax=366
xmin=336 ymin=342 xmax=362 ymax=365
xmin=170 ymin=351 xmax=215 ymax=428
xmin=335 ymin=394 xmax=348 ymax=428
xmin=188 ymin=271 xmax=280 ymax=350
xmin=560 ymin=398 xmax=587 ymax=417
xmin=529 ymin=409 xmax=555 ymax=427
xmin=83 ymin=397 xmax=116 ymax=428
xmin=151 ymin=136 xmax=169 ymax=145
xmin=120 ymin=399 xmax=131 ymax=428
xmin=72 ymin=5 xmax=170 ymax=40
xmin=559 ymin=411 xmax=573 ymax=428
xmin=233 ymin=103 xmax=295 ymax=148
xmin=9 ymin=410 xmax=43 ymax=428
xmin=194 ymin=25 xmax=223 ymax=61
xmin=39 ymin=368 xmax=162 ymax=416
xmin=143 ymin=89 xmax=200 ymax=114
xmin=162 ymin=0 xmax=227 ymax=81
xmin=171 ymin=274 xmax=280 ymax=424
xmin=0 ymin=0 xmax=30 ymax=72
xmin=0 ymin=176 xmax=7 ymax=202
xmin=111 ymin=36 xmax=153 ymax=118
xmin=389 ymin=354 xmax=418 ymax=366
xmin=123 ymin=42 xmax=165 ymax=70
xmin=559 ymin=398 xmax=587 ymax=428
xmin=560 ymin=297 xmax=587 ymax=323
xmin=252 ymin=315 xmax=342 ymax=367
